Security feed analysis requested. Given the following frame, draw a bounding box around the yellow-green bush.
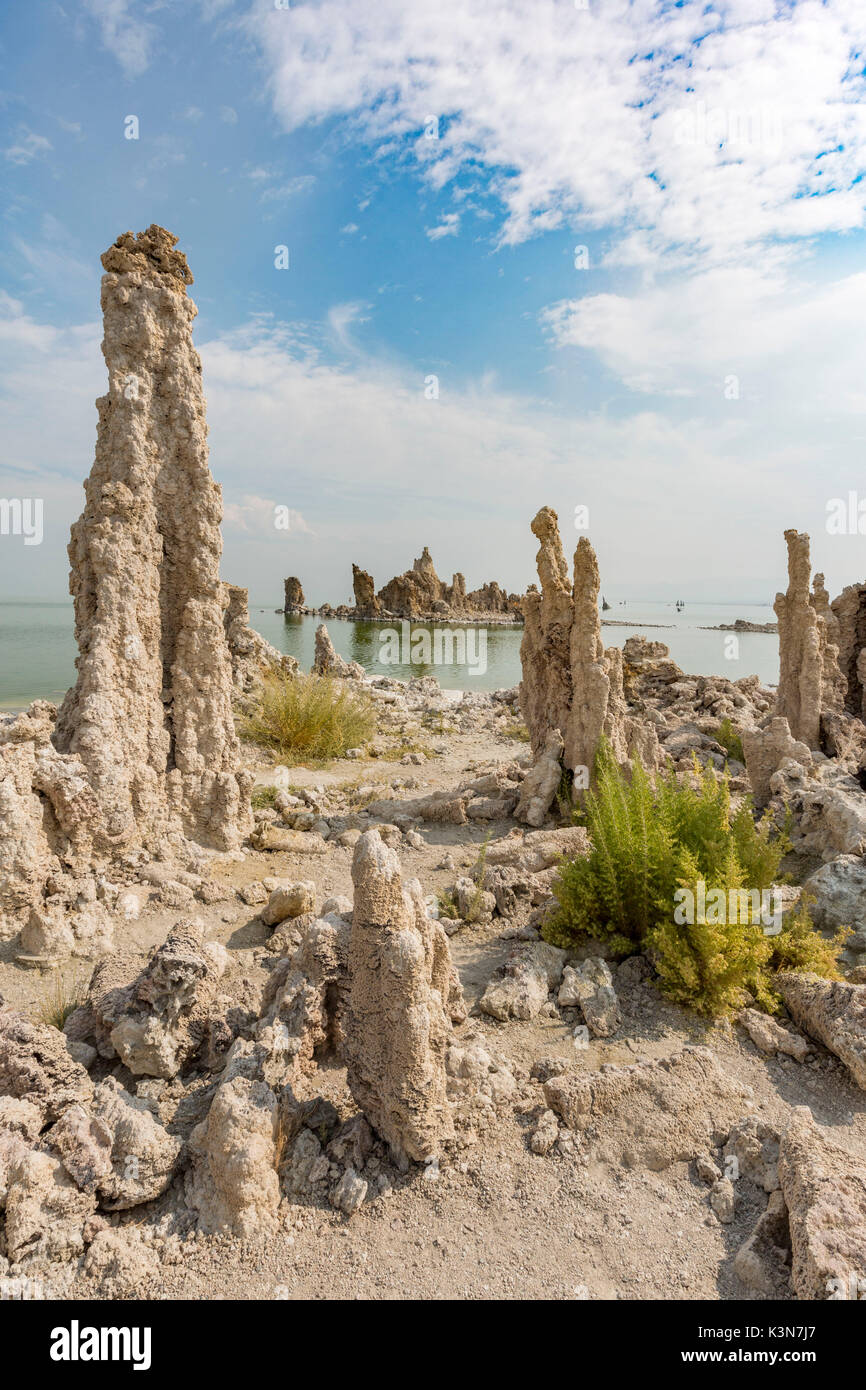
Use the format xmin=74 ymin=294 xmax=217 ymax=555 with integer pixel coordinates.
xmin=543 ymin=739 xmax=844 ymax=1015
xmin=241 ymin=673 xmax=376 ymax=762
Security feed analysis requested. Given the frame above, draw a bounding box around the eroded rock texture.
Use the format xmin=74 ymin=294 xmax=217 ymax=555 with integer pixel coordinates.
xmin=832 ymin=583 xmax=866 ymax=721
xmin=779 ymin=1106 xmax=866 ymax=1300
xmin=774 ymin=530 xmax=845 ymax=748
xmin=224 ymin=582 xmax=297 ymax=703
xmin=343 ymin=830 xmax=455 ymax=1164
xmin=351 ymin=564 xmax=381 ymax=618
xmin=776 ymin=972 xmax=866 ymax=1090
xmin=283 ymin=576 xmax=305 ymax=612
xmin=1 ymin=227 xmax=253 ymax=936
xmin=519 ymin=507 xmax=658 ymax=786
xmin=53 ymin=226 xmax=251 ymax=853
xmin=352 ymin=547 xmax=521 ymax=621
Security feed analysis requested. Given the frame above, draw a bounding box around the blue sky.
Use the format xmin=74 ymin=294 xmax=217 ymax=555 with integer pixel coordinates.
xmin=3 ymin=0 xmax=866 ymax=606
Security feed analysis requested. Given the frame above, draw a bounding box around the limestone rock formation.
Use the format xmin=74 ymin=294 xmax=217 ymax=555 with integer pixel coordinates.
xmin=351 ymin=564 xmax=381 ymax=618
xmin=543 ymin=1047 xmax=751 ymax=1170
xmin=557 ymin=957 xmax=621 ymax=1037
xmin=79 ymin=918 xmax=228 ymax=1078
xmin=1 ymin=227 xmax=254 ymax=938
xmin=775 ymin=972 xmax=866 ymax=1090
xmin=742 ymin=716 xmax=813 ymax=808
xmin=255 ymin=915 xmax=349 ymax=1086
xmin=519 ymin=507 xmax=658 ymax=788
xmin=351 ymin=548 xmax=521 ymax=622
xmin=224 ymin=583 xmax=297 ymax=701
xmin=479 ymin=941 xmax=566 ymax=1022
xmin=53 ymin=226 xmax=252 ymax=853
xmin=778 ymin=1106 xmax=866 ymax=1300
xmin=4 ymin=1149 xmax=97 ymax=1264
xmin=831 ymin=582 xmax=866 ymax=721
xmin=47 ymin=1077 xmax=181 ymax=1209
xmin=283 ymin=576 xmax=306 ymax=612
xmin=343 ymin=830 xmax=456 ymax=1164
xmin=774 ymin=530 xmax=845 ymax=748
xmin=312 ymin=623 xmax=364 ymax=680
xmin=514 ymin=727 xmax=564 ymax=827
xmin=0 ymin=1004 xmax=93 ymax=1122
xmin=186 ymin=1075 xmax=281 ymax=1238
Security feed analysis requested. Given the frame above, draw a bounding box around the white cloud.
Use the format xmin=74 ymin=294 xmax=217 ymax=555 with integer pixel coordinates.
xmin=223 ymin=495 xmax=314 ymax=536
xmin=4 ymin=130 xmax=52 ymax=165
xmin=243 ymin=0 xmax=866 ymax=266
xmin=340 ymin=222 xmax=359 ymax=235
xmin=220 ymin=106 xmax=239 ymax=124
xmin=259 ymin=174 xmax=316 ymax=203
xmin=83 ymin=0 xmax=157 ymax=78
xmin=426 ymin=211 xmax=460 ymax=241
xmin=327 ymin=301 xmax=370 ymax=351
xmin=2 ymin=296 xmax=864 ymax=607
xmin=543 ymin=265 xmax=866 ymax=415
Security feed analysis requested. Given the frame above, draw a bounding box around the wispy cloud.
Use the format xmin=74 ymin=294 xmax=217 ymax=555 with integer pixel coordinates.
xmin=426 ymin=211 xmax=460 ymax=241
xmin=244 ymin=0 xmax=866 ymax=268
xmin=4 ymin=129 xmax=52 ymax=165
xmin=83 ymin=0 xmax=157 ymax=78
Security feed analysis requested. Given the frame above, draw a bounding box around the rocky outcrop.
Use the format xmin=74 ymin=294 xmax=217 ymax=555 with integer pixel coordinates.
xmin=543 ymin=1047 xmax=750 ymax=1170
xmin=519 ymin=507 xmax=658 ymax=790
xmin=224 ymin=583 xmax=297 ymax=701
xmin=514 ymin=727 xmax=564 ymax=827
xmin=186 ymin=1075 xmax=281 ymax=1238
xmin=803 ymin=854 xmax=866 ymax=936
xmin=1 ymin=227 xmax=253 ymax=938
xmin=775 ymin=973 xmax=866 ymax=1090
xmin=557 ymin=957 xmax=621 ymax=1037
xmin=831 ymin=583 xmax=866 ymax=722
xmin=343 ymin=830 xmax=456 ymax=1164
xmin=779 ymin=1106 xmax=866 ymax=1300
xmin=351 ymin=565 xmax=381 ymax=618
xmin=54 ymin=226 xmax=251 ymax=853
xmin=47 ymin=1077 xmax=182 ymax=1209
xmin=769 ymin=759 xmax=866 ymax=858
xmin=283 ymin=576 xmax=306 ymax=613
xmin=774 ymin=530 xmax=845 ymax=749
xmin=312 ymin=623 xmax=364 ymax=680
xmin=351 ymin=547 xmax=521 ymax=622
xmin=77 ymin=918 xmax=228 ymax=1078
xmin=742 ymin=716 xmax=813 ymax=808
xmin=480 ymin=941 xmax=566 ymax=1021
xmin=0 ymin=1004 xmax=93 ymax=1122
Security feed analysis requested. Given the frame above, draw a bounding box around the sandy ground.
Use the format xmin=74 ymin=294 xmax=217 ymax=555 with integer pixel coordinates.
xmin=3 ymin=725 xmax=865 ymax=1302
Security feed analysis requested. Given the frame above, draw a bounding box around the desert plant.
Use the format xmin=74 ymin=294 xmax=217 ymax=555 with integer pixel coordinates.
xmin=251 ymin=785 xmax=279 ymax=810
xmin=715 ymin=716 xmax=745 ymax=763
xmin=241 ymin=673 xmax=376 ymax=762
xmin=543 ymin=739 xmax=842 ymax=1015
xmin=436 ymin=890 xmax=460 ymax=920
xmin=37 ymin=970 xmax=83 ymax=1030
xmin=465 ymin=832 xmax=492 ymax=923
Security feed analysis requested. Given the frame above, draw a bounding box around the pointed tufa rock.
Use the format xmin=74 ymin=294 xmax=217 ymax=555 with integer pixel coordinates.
xmin=831 ymin=582 xmax=866 ymax=722
xmin=51 ymin=225 xmax=251 ymax=852
xmin=351 ymin=564 xmax=381 ymax=618
xmin=773 ymin=529 xmax=845 ymax=749
xmin=283 ymin=576 xmax=305 ymax=612
xmin=519 ymin=507 xmax=658 ymax=787
xmin=343 ymin=830 xmax=455 ymax=1165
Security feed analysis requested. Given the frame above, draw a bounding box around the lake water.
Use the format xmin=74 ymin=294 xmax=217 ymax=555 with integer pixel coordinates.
xmin=0 ymin=599 xmax=779 ymax=711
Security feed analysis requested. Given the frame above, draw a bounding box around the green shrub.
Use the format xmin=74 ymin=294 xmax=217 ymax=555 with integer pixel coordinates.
xmin=37 ymin=971 xmax=83 ymax=1030
xmin=242 ymin=673 xmax=377 ymax=762
xmin=251 ymin=785 xmax=278 ymax=810
xmin=715 ymin=716 xmax=745 ymax=763
xmin=543 ymin=739 xmax=842 ymax=1016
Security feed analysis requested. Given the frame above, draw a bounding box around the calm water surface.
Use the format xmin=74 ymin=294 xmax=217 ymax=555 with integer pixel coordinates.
xmin=0 ymin=599 xmax=779 ymax=711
